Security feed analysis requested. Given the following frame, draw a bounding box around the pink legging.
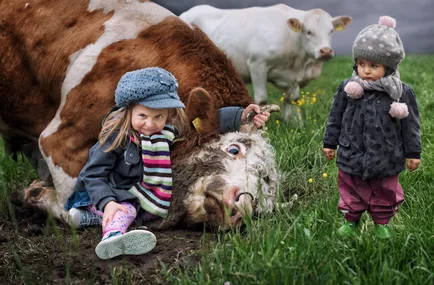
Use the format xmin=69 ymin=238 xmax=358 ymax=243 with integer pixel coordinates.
xmin=338 ymin=170 xmax=404 ymax=224
xmin=89 ymin=202 xmax=137 ymax=237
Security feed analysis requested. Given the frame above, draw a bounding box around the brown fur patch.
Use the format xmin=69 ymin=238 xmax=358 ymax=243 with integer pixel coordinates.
xmin=1 ymin=0 xmax=113 ymax=168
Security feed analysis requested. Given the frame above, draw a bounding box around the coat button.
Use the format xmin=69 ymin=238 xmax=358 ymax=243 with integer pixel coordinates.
xmin=129 ymin=153 xmax=133 ymax=157
xmin=376 ymin=100 xmax=380 ymax=104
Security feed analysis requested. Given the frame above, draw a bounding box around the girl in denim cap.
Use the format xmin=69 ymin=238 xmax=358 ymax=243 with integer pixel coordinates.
xmin=323 ymin=16 xmax=421 ymax=239
xmin=64 ymin=67 xmax=270 ymax=259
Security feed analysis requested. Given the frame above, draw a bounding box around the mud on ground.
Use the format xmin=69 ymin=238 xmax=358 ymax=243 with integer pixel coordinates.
xmin=0 ymin=198 xmax=209 ymax=285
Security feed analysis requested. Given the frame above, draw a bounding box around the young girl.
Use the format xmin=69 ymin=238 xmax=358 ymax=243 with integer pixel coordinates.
xmin=64 ymin=67 xmax=270 ymax=259
xmin=323 ymin=16 xmax=421 ymax=239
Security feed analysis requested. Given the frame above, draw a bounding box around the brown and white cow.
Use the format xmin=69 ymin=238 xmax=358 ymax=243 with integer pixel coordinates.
xmin=0 ymin=0 xmax=278 ymax=229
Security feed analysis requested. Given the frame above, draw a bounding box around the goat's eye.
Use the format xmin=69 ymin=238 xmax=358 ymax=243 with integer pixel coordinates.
xmin=227 ymin=144 xmax=240 ymax=155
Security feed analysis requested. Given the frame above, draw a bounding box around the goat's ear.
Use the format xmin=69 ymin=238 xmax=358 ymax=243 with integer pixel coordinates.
xmin=240 ymin=104 xmax=281 ymax=134
xmin=186 ymin=87 xmax=218 ymax=133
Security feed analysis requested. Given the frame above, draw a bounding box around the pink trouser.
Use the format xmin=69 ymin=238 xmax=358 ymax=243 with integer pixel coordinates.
xmin=89 ymin=202 xmax=137 ymax=237
xmin=338 ymin=170 xmax=404 ymax=224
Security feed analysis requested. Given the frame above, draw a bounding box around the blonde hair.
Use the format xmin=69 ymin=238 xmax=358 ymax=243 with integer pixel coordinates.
xmin=99 ymin=105 xmax=190 ymax=152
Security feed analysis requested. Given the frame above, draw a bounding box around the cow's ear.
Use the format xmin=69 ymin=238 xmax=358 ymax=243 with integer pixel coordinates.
xmin=287 ymin=18 xmax=302 ymax=33
xmin=332 ymin=16 xmax=352 ymax=31
xmin=186 ymin=87 xmax=218 ymax=133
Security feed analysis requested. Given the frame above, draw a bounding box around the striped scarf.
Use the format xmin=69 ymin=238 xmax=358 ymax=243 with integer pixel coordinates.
xmin=129 ymin=124 xmax=175 ymax=218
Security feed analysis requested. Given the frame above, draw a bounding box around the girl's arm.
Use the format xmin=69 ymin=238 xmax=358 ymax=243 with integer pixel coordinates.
xmin=218 ymin=104 xmax=270 ymax=133
xmin=401 ymin=85 xmax=422 ymax=159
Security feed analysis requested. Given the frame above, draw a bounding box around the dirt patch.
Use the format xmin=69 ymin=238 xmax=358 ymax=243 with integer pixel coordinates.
xmin=0 ymin=199 xmax=208 ymax=285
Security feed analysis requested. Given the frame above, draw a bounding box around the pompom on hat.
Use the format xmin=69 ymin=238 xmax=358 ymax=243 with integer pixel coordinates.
xmin=115 ymin=67 xmax=185 ymax=109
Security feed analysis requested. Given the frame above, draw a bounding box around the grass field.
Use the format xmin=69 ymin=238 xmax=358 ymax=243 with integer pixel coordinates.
xmin=162 ymin=55 xmax=434 ymax=284
xmin=1 ymin=55 xmax=433 ymax=284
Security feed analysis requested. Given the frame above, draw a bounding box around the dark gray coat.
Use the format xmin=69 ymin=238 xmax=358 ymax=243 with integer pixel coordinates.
xmin=64 ymin=106 xmax=244 ymax=212
xmin=323 ymin=79 xmax=421 ymax=180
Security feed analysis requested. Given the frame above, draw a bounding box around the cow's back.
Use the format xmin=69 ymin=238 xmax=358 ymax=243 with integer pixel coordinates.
xmin=0 ymin=1 xmax=111 ymax=139
xmin=180 ymin=4 xmax=302 ymax=80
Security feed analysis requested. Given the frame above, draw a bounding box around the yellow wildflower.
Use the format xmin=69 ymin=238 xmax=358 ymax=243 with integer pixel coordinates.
xmin=276 ymin=120 xmax=280 ymax=124
xmin=308 ymin=178 xmax=313 ymax=183
xmin=322 ymin=173 xmax=328 ymax=179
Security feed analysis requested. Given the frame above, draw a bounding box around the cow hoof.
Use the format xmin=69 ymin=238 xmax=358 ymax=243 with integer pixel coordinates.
xmin=23 ymin=180 xmax=54 ymax=204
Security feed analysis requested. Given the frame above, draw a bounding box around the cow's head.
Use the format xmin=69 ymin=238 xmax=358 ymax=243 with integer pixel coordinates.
xmin=287 ymin=9 xmax=352 ymax=61
xmin=158 ymin=88 xmax=279 ymax=230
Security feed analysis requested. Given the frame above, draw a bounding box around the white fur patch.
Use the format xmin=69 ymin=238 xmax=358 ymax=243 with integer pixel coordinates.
xmin=43 ymin=156 xmax=77 ymax=206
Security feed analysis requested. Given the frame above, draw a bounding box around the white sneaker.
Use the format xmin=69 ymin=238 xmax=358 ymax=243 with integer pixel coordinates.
xmin=66 ymin=208 xmax=82 ymax=228
xmin=66 ymin=208 xmax=102 ymax=228
xmin=95 ymin=230 xmax=157 ymax=260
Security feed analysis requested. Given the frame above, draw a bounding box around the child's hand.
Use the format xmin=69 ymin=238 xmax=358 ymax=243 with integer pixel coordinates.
xmin=407 ymin=158 xmax=421 ymax=172
xmin=323 ymin=148 xmax=335 ymax=161
xmin=102 ymin=201 xmax=128 ymax=228
xmin=242 ymin=104 xmax=270 ymax=128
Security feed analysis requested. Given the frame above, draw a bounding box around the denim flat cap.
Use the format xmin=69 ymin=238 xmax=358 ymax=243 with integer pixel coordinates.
xmin=115 ymin=67 xmax=185 ymax=109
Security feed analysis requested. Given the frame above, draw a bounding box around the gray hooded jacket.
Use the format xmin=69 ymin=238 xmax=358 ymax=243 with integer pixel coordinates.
xmin=323 ymin=79 xmax=421 ymax=180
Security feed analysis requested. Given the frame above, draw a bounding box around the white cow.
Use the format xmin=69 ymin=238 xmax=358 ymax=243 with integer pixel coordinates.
xmin=180 ymin=4 xmax=352 ymax=120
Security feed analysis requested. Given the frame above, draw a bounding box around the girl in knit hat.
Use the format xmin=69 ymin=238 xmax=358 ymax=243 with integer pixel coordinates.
xmin=322 ymin=16 xmax=422 ymax=239
xmin=64 ymin=67 xmax=270 ymax=259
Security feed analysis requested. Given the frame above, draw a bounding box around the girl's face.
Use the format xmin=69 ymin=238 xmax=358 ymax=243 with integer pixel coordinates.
xmin=356 ymin=59 xmax=386 ymax=81
xmin=131 ymin=104 xmax=169 ymax=136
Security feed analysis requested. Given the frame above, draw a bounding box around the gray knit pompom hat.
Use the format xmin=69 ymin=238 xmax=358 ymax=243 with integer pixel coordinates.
xmin=352 ymin=16 xmax=405 ymax=70
xmin=115 ymin=67 xmax=185 ymax=109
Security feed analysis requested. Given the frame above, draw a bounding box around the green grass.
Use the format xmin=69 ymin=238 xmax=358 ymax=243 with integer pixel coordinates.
xmin=1 ymin=55 xmax=433 ymax=284
xmin=162 ymin=55 xmax=434 ymax=284
xmin=0 ymin=140 xmax=37 ymax=226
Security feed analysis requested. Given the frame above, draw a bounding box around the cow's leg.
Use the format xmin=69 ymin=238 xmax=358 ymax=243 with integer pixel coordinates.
xmin=32 ymin=127 xmax=87 ymax=222
xmin=247 ymin=59 xmax=269 ymax=105
xmin=23 ymin=180 xmax=69 ymax=222
xmin=22 ymin=141 xmax=52 ymax=182
xmin=282 ymin=86 xmax=303 ymax=122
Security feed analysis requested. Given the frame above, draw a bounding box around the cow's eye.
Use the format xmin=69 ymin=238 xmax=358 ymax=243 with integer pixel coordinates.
xmin=227 ymin=144 xmax=241 ymax=155
xmin=307 ymin=30 xmax=313 ymax=36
